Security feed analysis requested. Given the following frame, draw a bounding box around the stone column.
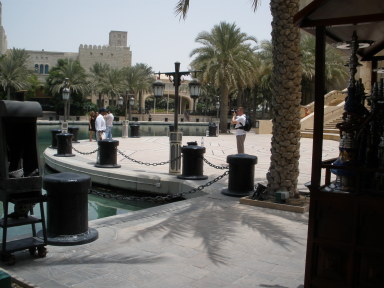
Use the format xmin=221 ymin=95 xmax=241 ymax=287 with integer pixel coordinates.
xmin=169 ymin=132 xmax=182 ymax=174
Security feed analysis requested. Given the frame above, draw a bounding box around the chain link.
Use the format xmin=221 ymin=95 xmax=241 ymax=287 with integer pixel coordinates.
xmin=117 ymin=149 xmax=181 ymax=166
xmin=89 ymin=170 xmax=229 ymax=203
xmin=202 ymin=156 xmax=229 ymax=170
xmin=72 ymin=146 xmax=99 ymax=155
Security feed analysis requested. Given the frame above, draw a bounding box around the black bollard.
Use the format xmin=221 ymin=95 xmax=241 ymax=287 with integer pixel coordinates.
xmin=50 ymin=129 xmax=62 ymax=149
xmin=41 ymin=172 xmax=98 ymax=245
xmin=95 ymin=139 xmax=121 ymax=168
xmin=130 ymin=123 xmax=140 ymax=138
xmin=68 ymin=127 xmax=80 ymax=143
xmin=222 ymin=154 xmax=258 ymax=197
xmin=208 ymin=123 xmax=218 ymax=137
xmin=178 ymin=141 xmax=208 ymax=180
xmin=54 ymin=133 xmax=75 ymax=157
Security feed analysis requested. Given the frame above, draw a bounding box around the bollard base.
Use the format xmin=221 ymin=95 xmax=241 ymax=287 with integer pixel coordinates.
xmin=221 ymin=188 xmax=252 ymax=197
xmin=95 ymin=163 xmax=121 ymax=168
xmin=37 ymin=228 xmax=98 ymax=246
xmin=177 ymin=175 xmax=208 ymax=180
xmin=54 ymin=153 xmax=75 ymax=157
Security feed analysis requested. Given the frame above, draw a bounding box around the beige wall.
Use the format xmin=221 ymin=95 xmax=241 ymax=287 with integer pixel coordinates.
xmin=79 ymin=44 xmax=132 ymax=72
xmin=254 ymin=120 xmax=272 ymax=134
xmin=23 ymin=31 xmax=132 ymax=86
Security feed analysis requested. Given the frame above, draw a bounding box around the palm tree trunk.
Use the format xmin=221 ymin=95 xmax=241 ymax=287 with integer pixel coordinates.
xmin=267 ymin=0 xmax=302 ymax=197
xmin=138 ymin=91 xmax=142 ymax=114
xmin=219 ymin=83 xmax=229 ymax=133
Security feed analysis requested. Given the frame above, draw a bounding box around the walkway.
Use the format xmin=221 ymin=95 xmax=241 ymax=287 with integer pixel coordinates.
xmin=2 ymin=133 xmax=339 ymax=288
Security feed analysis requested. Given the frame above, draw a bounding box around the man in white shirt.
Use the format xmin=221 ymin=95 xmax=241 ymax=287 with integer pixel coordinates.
xmin=231 ymin=107 xmax=246 ymax=154
xmin=95 ymin=108 xmax=107 ymax=141
xmin=104 ymin=110 xmax=114 ymax=139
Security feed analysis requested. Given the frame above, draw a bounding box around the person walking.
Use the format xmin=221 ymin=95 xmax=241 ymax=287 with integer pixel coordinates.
xmin=231 ymin=107 xmax=247 ymax=154
xmin=105 ymin=110 xmax=114 ymax=139
xmin=88 ymin=111 xmax=96 ymax=141
xmin=95 ymin=108 xmax=107 ymax=141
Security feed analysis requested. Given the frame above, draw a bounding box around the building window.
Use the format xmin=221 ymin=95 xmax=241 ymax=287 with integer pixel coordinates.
xmin=34 ymin=64 xmax=38 ymax=73
xmin=39 ymin=64 xmax=44 ymax=74
xmin=44 ymin=64 xmax=49 ymax=74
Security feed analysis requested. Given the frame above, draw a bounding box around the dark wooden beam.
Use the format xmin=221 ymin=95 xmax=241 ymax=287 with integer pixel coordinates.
xmin=310 ymin=26 xmax=326 ymax=190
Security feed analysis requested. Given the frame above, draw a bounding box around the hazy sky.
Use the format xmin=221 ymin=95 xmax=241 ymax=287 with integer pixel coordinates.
xmin=2 ymin=0 xmax=272 ymax=72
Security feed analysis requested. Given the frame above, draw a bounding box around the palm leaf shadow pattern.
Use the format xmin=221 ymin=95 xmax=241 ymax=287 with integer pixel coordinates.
xmin=125 ymin=197 xmax=305 ymax=265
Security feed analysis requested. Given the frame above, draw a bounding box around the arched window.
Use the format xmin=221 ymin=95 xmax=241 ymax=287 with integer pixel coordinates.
xmin=39 ymin=64 xmax=44 ymax=74
xmin=35 ymin=64 xmax=38 ymax=73
xmin=44 ymin=64 xmax=49 ymax=74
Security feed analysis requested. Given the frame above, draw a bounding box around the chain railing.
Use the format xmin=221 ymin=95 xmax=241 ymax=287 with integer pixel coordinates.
xmin=202 ymin=156 xmax=229 ymax=170
xmin=71 ymin=144 xmax=231 ymax=202
xmin=88 ymin=169 xmax=229 ymax=203
xmin=72 ymin=146 xmax=99 ymax=155
xmin=117 ymin=149 xmax=181 ymax=166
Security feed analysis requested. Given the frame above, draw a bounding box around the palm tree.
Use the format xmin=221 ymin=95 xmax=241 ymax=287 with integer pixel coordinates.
xmin=300 ymin=33 xmax=348 ymax=104
xmin=102 ymin=68 xmax=125 ymax=106
xmin=190 ymin=22 xmax=258 ymax=132
xmin=0 ymin=48 xmax=32 ymax=100
xmin=175 ymin=0 xmax=302 ymax=197
xmin=249 ymin=40 xmax=273 ymax=119
xmin=46 ymin=58 xmax=89 ymax=116
xmin=122 ymin=63 xmax=153 ymax=113
xmin=89 ymin=62 xmax=110 ymax=107
xmin=47 ymin=58 xmax=89 ymax=95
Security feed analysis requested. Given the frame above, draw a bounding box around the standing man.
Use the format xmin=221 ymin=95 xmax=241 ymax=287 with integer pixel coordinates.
xmin=231 ymin=107 xmax=246 ymax=154
xmin=95 ymin=108 xmax=107 ymax=141
xmin=105 ymin=110 xmax=114 ymax=139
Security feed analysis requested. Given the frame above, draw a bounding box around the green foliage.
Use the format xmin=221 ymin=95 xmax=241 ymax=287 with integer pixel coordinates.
xmin=190 ymin=22 xmax=258 ymax=131
xmin=0 ymin=48 xmax=33 ymax=100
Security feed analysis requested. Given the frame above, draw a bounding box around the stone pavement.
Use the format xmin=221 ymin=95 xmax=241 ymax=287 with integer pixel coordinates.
xmin=1 ymin=133 xmax=339 ymax=288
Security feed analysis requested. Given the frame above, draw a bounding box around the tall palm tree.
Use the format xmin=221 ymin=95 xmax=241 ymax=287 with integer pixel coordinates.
xmin=101 ymin=68 xmax=125 ymax=106
xmin=122 ymin=63 xmax=153 ymax=113
xmin=47 ymin=58 xmax=89 ymax=116
xmin=89 ymin=62 xmax=110 ymax=107
xmin=0 ymin=48 xmax=32 ymax=100
xmin=190 ymin=22 xmax=258 ymax=132
xmin=175 ymin=0 xmax=302 ymax=196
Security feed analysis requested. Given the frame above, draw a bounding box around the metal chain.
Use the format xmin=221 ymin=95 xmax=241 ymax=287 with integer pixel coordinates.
xmin=88 ymin=170 xmax=229 ymax=203
xmin=202 ymin=156 xmax=229 ymax=170
xmin=117 ymin=149 xmax=181 ymax=166
xmin=72 ymin=146 xmax=99 ymax=155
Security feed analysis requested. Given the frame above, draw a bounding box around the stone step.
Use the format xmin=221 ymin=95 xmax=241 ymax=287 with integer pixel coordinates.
xmin=301 ymin=131 xmax=340 ymax=141
xmin=303 ymin=128 xmax=339 ymax=134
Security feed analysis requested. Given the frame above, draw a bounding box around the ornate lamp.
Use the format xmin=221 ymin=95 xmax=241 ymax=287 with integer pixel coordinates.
xmin=152 ymin=80 xmax=165 ymax=98
xmin=189 ymin=78 xmax=201 ymax=113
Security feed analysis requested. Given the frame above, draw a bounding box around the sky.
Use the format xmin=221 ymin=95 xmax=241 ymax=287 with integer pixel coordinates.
xmin=2 ymin=0 xmax=272 ymax=73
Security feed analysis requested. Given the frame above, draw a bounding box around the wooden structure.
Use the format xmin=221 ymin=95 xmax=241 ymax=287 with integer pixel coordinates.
xmin=295 ymin=1 xmax=384 ymax=287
